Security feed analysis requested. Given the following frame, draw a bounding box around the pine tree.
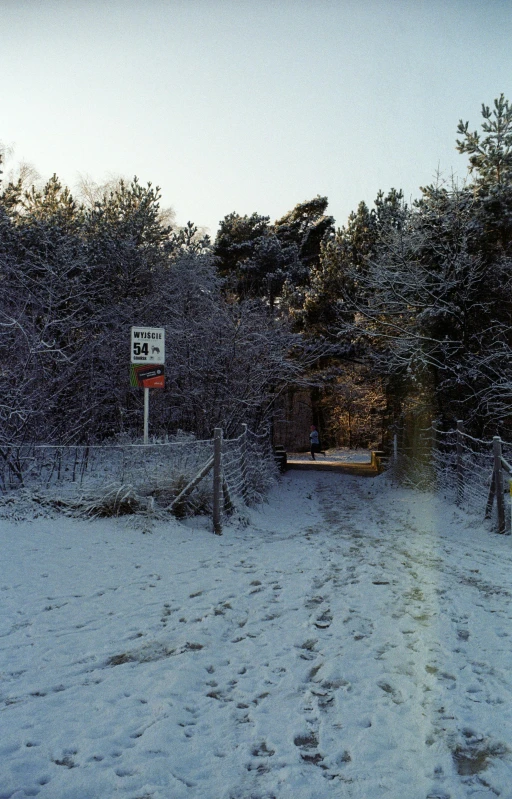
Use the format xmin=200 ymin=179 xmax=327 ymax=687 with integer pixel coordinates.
xmin=457 ymin=94 xmax=512 ymax=188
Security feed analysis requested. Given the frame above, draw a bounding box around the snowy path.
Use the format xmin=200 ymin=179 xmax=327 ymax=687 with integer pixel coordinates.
xmin=1 ymin=472 xmax=512 ymax=798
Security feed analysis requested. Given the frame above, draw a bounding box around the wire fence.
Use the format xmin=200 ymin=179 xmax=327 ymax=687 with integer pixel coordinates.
xmin=222 ymin=426 xmax=276 ymax=507
xmin=390 ymin=420 xmax=512 ymax=534
xmin=0 ymin=426 xmax=278 ymax=530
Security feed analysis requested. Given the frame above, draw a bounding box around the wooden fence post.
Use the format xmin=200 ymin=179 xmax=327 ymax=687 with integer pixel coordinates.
xmin=213 ymin=428 xmax=223 ymax=535
xmin=485 ymin=473 xmax=495 ymax=520
xmin=456 ymin=420 xmax=464 ymax=506
xmin=493 ymin=436 xmax=506 ymax=534
xmin=241 ymin=423 xmax=248 ymax=502
xmin=388 ymin=431 xmax=398 ymax=484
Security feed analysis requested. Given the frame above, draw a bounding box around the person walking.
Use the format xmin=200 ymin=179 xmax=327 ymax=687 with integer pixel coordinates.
xmin=309 ymin=425 xmax=325 ymax=460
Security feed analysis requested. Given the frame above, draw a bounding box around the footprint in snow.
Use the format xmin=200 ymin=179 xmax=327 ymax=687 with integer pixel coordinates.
xmin=305 ymin=595 xmax=325 ymax=609
xmin=377 ymin=680 xmax=404 ymax=704
xmin=293 ymin=732 xmax=327 ymax=768
xmin=314 ymin=611 xmax=332 ymax=629
xmin=251 ymin=741 xmax=275 ymax=757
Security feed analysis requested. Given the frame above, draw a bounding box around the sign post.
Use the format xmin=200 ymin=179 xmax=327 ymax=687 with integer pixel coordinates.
xmin=130 ymin=327 xmax=165 ymax=443
xmin=143 ymin=387 xmax=150 ymax=444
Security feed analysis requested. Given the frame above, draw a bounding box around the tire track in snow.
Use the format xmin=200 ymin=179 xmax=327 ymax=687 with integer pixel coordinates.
xmin=313 ymin=472 xmax=512 ymax=797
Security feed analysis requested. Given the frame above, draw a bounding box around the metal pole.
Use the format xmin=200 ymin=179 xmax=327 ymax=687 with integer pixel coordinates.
xmin=144 ymin=387 xmax=149 ymax=445
xmin=493 ymin=436 xmax=505 ymax=534
xmin=213 ymin=428 xmax=222 ymax=535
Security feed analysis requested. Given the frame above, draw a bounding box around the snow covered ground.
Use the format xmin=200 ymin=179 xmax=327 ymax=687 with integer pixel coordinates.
xmin=1 ymin=470 xmax=512 ymax=799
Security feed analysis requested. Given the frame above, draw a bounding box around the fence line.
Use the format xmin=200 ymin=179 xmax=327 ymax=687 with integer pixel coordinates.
xmin=0 ymin=426 xmax=277 ymax=534
xmin=391 ymin=420 xmax=512 ymax=535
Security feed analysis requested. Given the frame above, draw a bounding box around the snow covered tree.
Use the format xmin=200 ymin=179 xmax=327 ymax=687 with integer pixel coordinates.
xmin=337 ymin=177 xmax=512 ymax=435
xmin=214 ymin=212 xmax=271 ymax=290
xmin=319 ymin=365 xmax=386 ymax=449
xmin=296 ymin=190 xmax=404 ymax=340
xmin=457 ymin=94 xmax=512 ymax=189
xmin=274 ymin=196 xmax=335 ymax=320
xmin=214 ymin=197 xmax=334 ymax=310
xmin=0 ymin=161 xmax=304 ymax=448
xmin=308 ymin=99 xmax=512 ymax=437
xmin=273 ymin=195 xmax=334 ymax=269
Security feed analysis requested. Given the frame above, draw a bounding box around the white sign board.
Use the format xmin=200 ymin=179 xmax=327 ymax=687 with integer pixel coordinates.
xmin=131 ymin=327 xmax=165 ymax=364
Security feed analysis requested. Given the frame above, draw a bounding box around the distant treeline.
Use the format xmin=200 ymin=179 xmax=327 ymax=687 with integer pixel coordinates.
xmin=1 ymin=95 xmax=512 ymax=446
xmin=213 ymin=95 xmax=512 ymax=441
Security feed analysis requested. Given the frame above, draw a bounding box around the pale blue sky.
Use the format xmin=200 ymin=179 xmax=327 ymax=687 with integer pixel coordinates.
xmin=1 ymin=0 xmax=511 ymax=235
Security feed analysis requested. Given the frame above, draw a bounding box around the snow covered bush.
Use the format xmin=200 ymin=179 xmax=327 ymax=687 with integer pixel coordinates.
xmin=0 ymin=165 xmax=302 ymax=450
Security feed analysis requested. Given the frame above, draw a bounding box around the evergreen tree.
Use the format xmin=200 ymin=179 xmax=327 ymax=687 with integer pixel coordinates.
xmin=457 ymin=94 xmax=512 ymax=189
xmin=214 ymin=212 xmax=270 ymax=280
xmin=299 ymin=191 xmax=404 ymax=336
xmin=273 ymin=195 xmax=334 ymax=270
xmin=214 ymin=197 xmax=334 ymax=308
